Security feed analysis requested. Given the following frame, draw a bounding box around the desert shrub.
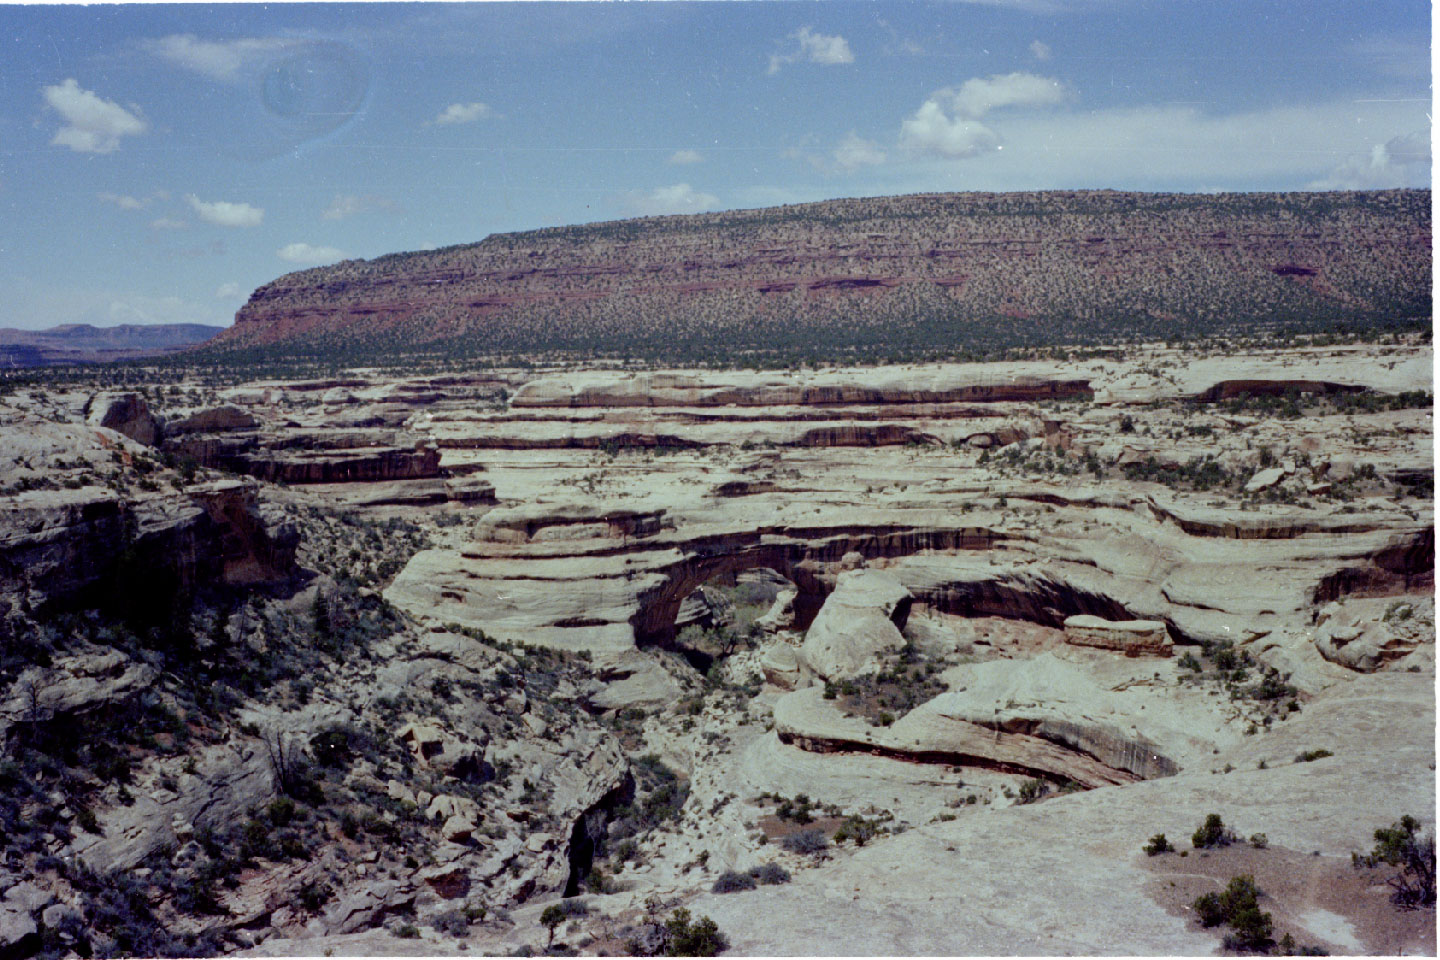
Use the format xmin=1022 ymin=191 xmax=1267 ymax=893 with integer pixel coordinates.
xmin=664 ymin=908 xmax=726 ymax=957
xmin=1249 ymin=833 xmax=1268 ymax=850
xmin=1192 ymin=875 xmax=1273 ymax=951
xmin=1143 ymin=833 xmax=1174 ymax=856
xmin=749 ymin=862 xmax=790 ymax=885
xmin=1294 ymin=749 xmax=1333 ymax=763
xmin=1018 ymin=779 xmax=1050 ymax=803
xmin=1353 ymin=815 xmax=1436 ymax=908
xmin=833 ymin=814 xmax=882 ymax=846
xmin=711 ymin=870 xmax=756 ymax=894
xmin=781 ymin=828 xmax=829 ymax=854
xmin=1192 ymin=813 xmax=1235 ymax=849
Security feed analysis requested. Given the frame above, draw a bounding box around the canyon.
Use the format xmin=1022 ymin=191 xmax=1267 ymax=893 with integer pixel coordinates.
xmin=0 ymin=333 xmax=1432 ymax=956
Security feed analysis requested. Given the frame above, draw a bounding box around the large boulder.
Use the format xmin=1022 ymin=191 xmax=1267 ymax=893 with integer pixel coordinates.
xmin=799 ymin=569 xmax=912 ymax=681
xmin=87 ymin=391 xmax=159 ymax=446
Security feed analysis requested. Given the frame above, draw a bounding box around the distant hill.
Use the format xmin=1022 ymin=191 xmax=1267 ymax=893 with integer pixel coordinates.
xmin=0 ymin=323 xmax=226 ymax=367
xmin=211 ymin=189 xmax=1430 ymax=364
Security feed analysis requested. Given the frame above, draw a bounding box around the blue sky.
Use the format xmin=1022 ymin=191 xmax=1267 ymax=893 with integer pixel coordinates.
xmin=0 ymin=0 xmax=1430 ymax=330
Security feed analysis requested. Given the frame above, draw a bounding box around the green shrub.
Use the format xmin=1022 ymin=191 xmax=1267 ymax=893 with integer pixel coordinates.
xmin=664 ymin=908 xmax=726 ymax=957
xmin=1192 ymin=814 xmax=1235 ymax=849
xmin=1353 ymin=815 xmax=1436 ymax=908
xmin=1018 ymin=779 xmax=1050 ymax=804
xmin=1192 ymin=875 xmax=1273 ymax=951
xmin=1143 ymin=833 xmax=1174 ymax=856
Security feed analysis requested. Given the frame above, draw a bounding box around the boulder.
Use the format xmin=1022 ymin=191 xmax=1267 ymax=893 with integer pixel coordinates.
xmin=759 ymin=641 xmax=803 ymax=689
xmin=87 ymin=391 xmax=159 ymax=446
xmin=799 ymin=569 xmax=912 ymax=681
xmin=396 ymin=720 xmax=486 ymax=781
xmin=1244 ymin=467 xmax=1286 ymax=493
xmin=1063 ymin=615 xmax=1173 ymax=657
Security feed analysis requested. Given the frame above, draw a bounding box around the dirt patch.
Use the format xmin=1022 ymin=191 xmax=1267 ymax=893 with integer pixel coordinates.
xmin=1143 ymin=843 xmax=1435 ymax=955
xmin=757 ymin=814 xmax=847 ymax=842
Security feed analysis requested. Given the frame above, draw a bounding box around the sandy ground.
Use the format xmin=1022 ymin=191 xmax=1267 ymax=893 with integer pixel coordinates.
xmin=1143 ymin=843 xmax=1436 ymax=955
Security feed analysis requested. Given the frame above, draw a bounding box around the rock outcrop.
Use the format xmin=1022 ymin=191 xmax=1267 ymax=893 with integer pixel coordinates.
xmin=799 ymin=569 xmax=913 ymax=681
xmin=1063 ymin=614 xmax=1173 ymax=656
xmin=86 ymin=391 xmax=159 ymax=446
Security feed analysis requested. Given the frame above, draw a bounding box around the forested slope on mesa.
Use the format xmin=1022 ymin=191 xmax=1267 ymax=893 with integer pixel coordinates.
xmin=212 ymin=189 xmax=1431 ymax=364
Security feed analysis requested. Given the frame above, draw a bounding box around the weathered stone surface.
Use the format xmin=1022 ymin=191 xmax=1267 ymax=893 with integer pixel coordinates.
xmin=0 ymin=650 xmax=156 ymax=729
xmin=800 ymin=569 xmax=912 ymax=681
xmin=1313 ymin=596 xmax=1433 ymax=672
xmin=1063 ymin=614 xmax=1173 ymax=656
xmin=1244 ymin=466 xmax=1287 ymax=492
xmin=87 ymin=391 xmax=159 ymax=445
xmin=163 ymin=404 xmax=258 ymax=435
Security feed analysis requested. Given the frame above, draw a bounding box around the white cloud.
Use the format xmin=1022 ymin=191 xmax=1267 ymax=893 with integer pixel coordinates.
xmin=215 ymin=282 xmax=243 ymax=299
xmin=42 ymin=78 xmax=147 ymax=154
xmin=432 ymin=102 xmax=496 ymax=125
xmin=668 ymin=149 xmax=703 ymax=165
xmin=834 ymin=132 xmax=887 ymax=169
xmin=899 ymin=73 xmax=1066 ymax=160
xmin=98 ymin=192 xmax=145 ymax=210
xmin=144 ymin=34 xmax=292 ymax=81
xmin=1030 ymin=40 xmax=1052 ymax=61
xmin=277 ymin=242 xmax=345 ymax=265
xmin=876 ymin=98 xmax=1431 ymax=193
xmin=1310 ymin=131 xmax=1431 ymax=190
xmin=627 ymin=184 xmax=720 ymax=217
xmin=186 ymin=194 xmax=264 ymax=227
xmin=899 ymin=101 xmax=1000 ymax=159
xmin=150 ymin=218 xmax=188 ymax=230
xmin=941 ymin=72 xmax=1068 ymax=119
xmin=768 ymin=26 xmax=854 ymax=74
xmin=322 ymin=193 xmax=397 ymax=220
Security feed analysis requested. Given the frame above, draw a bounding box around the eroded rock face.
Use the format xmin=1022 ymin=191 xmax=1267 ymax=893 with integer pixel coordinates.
xmin=87 ymin=391 xmax=159 ymax=446
xmin=0 ymin=477 xmax=295 ymax=610
xmin=1063 ymin=615 xmax=1173 ymax=657
xmin=799 ymin=569 xmax=913 ymax=681
xmin=214 ymin=190 xmax=1430 ymax=360
xmin=1313 ymin=596 xmax=1434 ymax=671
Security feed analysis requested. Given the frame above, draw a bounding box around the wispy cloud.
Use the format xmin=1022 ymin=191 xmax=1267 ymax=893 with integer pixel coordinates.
xmin=144 ymin=34 xmax=294 ymax=81
xmin=278 ymin=242 xmax=345 ymax=265
xmin=150 ymin=218 xmax=187 ymax=230
xmin=668 ymin=149 xmax=703 ymax=165
xmin=186 ymin=194 xmax=264 ymax=227
xmin=431 ymin=101 xmax=496 ymax=125
xmin=627 ymin=183 xmax=720 ymax=216
xmin=1310 ymin=130 xmax=1431 ymax=190
xmin=768 ymin=27 xmax=854 ymax=75
xmin=98 ymin=192 xmax=145 ymax=210
xmin=900 ymin=73 xmax=1067 ymax=159
xmin=834 ymin=132 xmax=887 ymax=170
xmin=1030 ymin=40 xmax=1052 ymax=61
xmin=322 ymin=193 xmax=398 ymax=220
xmin=215 ymin=282 xmax=243 ymax=299
xmin=42 ymin=79 xmax=147 ymax=154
